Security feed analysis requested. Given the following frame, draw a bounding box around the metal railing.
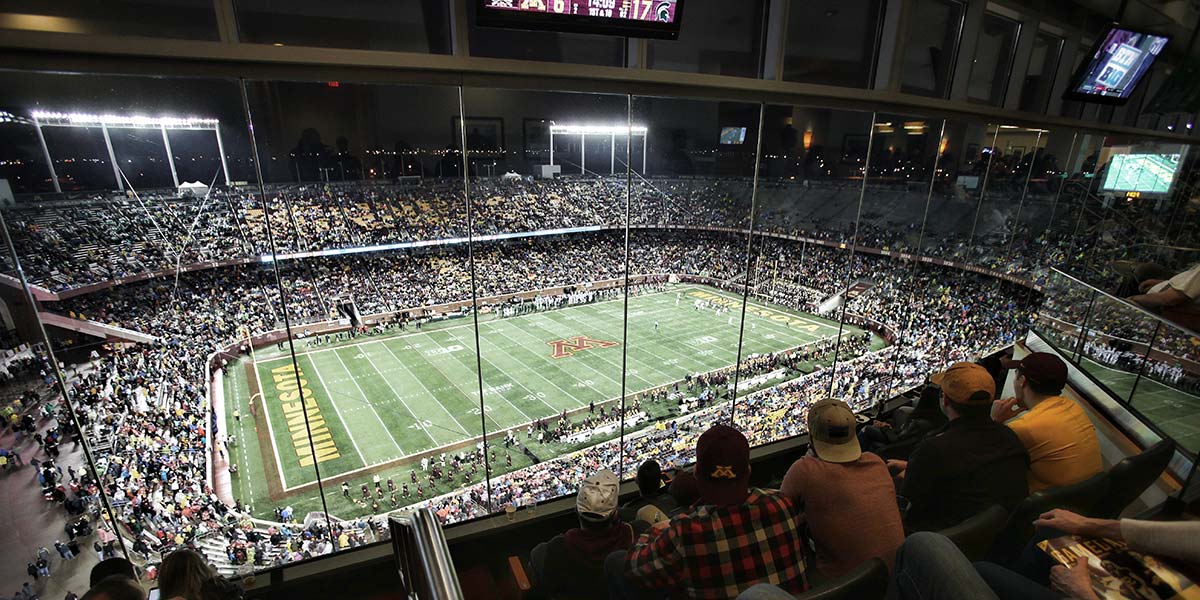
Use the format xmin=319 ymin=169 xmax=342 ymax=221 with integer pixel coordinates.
xmin=389 ymin=508 xmax=464 ymax=600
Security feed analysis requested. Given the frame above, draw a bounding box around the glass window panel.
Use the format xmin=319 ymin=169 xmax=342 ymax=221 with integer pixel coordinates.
xmin=646 ymin=0 xmax=765 ymax=78
xmin=1128 ymin=325 xmax=1200 ymax=453
xmin=235 ymin=0 xmax=451 ymax=53
xmin=829 ymin=113 xmax=944 ymax=406
xmin=108 ymin=127 xmax=175 ymax=189
xmin=1075 ymin=295 xmax=1160 ymax=400
xmin=466 ymin=2 xmax=625 ymax=67
xmin=1034 ymin=270 xmax=1094 ymax=361
xmin=0 ymin=72 xmax=309 ymax=582
xmin=0 ymin=117 xmax=56 ymax=195
xmin=966 ymin=13 xmax=1019 ymax=106
xmin=971 ymin=124 xmax=1048 ymax=272
xmin=0 ymin=0 xmax=218 ymax=40
xmin=39 ymin=126 xmax=116 ymax=192
xmin=1019 ymin=31 xmax=1063 ymax=113
xmin=781 ymin=0 xmax=882 ymax=88
xmin=457 ymin=88 xmax=629 ymax=518
xmin=900 ymin=0 xmax=964 ymax=98
xmin=918 ymin=119 xmax=995 ymax=261
xmin=745 ymin=106 xmax=872 ymax=442
xmin=244 ymin=79 xmax=478 ymax=536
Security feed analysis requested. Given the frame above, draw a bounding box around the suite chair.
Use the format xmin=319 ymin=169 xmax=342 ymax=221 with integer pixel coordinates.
xmin=792 ymin=557 xmax=888 ymax=600
xmin=990 ymin=470 xmax=1110 ymax=563
xmin=936 ymin=504 xmax=1008 ymax=562
xmin=1093 ymin=440 xmax=1175 ymax=519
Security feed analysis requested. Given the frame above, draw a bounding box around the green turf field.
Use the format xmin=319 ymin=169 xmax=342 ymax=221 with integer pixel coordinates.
xmin=1104 ymin=153 xmax=1179 ymax=193
xmin=223 ymin=284 xmax=861 ymax=518
xmin=1077 ymin=356 xmax=1200 ymax=452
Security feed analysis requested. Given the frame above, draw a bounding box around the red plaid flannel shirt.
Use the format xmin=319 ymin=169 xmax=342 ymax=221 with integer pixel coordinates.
xmin=622 ymin=488 xmax=809 ymax=599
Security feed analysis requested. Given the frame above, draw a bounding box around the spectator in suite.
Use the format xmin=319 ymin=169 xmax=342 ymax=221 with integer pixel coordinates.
xmin=530 ymin=469 xmax=634 ymax=600
xmin=606 ymin=424 xmax=808 ymax=599
xmin=620 ymin=460 xmax=678 ymax=527
xmin=889 ymin=508 xmax=1200 ymax=600
xmin=859 ymin=383 xmax=947 ymax=456
xmin=89 ymin=558 xmax=138 ymax=587
xmin=158 ymin=549 xmax=242 ymax=600
xmin=1126 ymin=262 xmax=1200 ymax=330
xmin=994 ymin=353 xmax=1101 ymax=492
xmin=780 ymin=398 xmax=905 ymax=578
xmin=81 ymin=576 xmax=144 ymax=600
xmin=888 ymin=362 xmax=1029 ymax=532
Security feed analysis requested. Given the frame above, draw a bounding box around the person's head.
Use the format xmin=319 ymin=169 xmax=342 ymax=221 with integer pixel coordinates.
xmin=158 ymin=549 xmax=213 ymax=600
xmin=576 ymin=469 xmax=619 ymax=529
xmin=1011 ymin=352 xmax=1068 ymax=402
xmin=81 ymin=575 xmax=145 ymax=600
xmin=808 ymin=399 xmax=862 ymax=463
xmin=694 ymin=424 xmax=751 ymax=506
xmin=930 ymin=362 xmax=995 ymax=420
xmin=90 ymin=558 xmax=137 ymax=587
xmin=636 ymin=460 xmax=663 ymax=497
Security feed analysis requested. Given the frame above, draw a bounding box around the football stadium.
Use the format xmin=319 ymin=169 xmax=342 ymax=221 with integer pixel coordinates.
xmin=3 ymin=3 xmax=1200 ymax=599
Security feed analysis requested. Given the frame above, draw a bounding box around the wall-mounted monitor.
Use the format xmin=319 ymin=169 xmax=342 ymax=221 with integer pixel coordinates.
xmin=719 ymin=127 xmax=747 ymax=145
xmin=1100 ymin=151 xmax=1181 ymax=194
xmin=476 ymin=0 xmax=683 ymax=39
xmin=1064 ymin=25 xmax=1169 ymax=105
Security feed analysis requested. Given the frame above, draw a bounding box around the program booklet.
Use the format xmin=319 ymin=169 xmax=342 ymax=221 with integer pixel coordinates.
xmin=1039 ymin=535 xmax=1200 ymax=600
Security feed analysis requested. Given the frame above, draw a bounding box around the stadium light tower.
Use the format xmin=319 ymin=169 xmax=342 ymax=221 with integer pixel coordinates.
xmin=30 ymin=111 xmax=228 ymax=193
xmin=549 ymin=124 xmax=648 ymax=175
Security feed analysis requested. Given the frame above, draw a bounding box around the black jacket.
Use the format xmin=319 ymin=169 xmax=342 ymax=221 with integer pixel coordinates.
xmin=900 ymin=417 xmax=1030 ymax=532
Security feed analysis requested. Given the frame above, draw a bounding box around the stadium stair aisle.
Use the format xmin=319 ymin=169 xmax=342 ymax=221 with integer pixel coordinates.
xmin=0 ymin=387 xmax=98 ymax=600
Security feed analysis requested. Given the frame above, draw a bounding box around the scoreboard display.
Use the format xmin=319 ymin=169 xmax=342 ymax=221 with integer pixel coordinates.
xmin=477 ymin=0 xmax=683 ymax=39
xmin=1064 ymin=25 xmax=1169 ymax=105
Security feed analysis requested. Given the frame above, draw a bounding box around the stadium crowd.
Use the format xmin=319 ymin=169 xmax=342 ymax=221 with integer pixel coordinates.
xmin=5 ymin=176 xmax=1088 ymax=292
xmin=6 ymin=172 xmax=1197 ymax=597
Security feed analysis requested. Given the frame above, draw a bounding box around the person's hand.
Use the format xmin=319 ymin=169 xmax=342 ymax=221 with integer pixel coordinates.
xmin=1139 ymin=279 xmax=1165 ymax=293
xmin=1035 ymin=509 xmax=1091 ymax=535
xmin=1050 ymin=557 xmax=1099 ymax=600
xmin=886 ymin=459 xmax=907 ymax=480
xmin=991 ymin=397 xmax=1025 ymax=422
xmin=873 ymin=420 xmax=892 ymax=429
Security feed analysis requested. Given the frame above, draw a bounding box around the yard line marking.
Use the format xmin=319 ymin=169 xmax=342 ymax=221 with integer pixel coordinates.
xmin=253 ymin=288 xmax=677 ymax=363
xmin=493 ymin=318 xmax=636 ymax=390
xmin=303 ymin=354 xmax=370 ymax=469
xmin=248 ymin=357 xmax=289 ymax=490
xmin=329 ymin=348 xmax=412 ymax=454
xmin=448 ymin=327 xmax=586 ymax=412
xmin=417 ymin=332 xmax=539 ymax=422
xmin=373 ymin=339 xmax=476 ymax=435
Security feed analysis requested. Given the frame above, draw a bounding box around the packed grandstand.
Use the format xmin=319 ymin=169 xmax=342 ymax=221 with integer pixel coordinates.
xmin=3 ymin=175 xmax=1192 ymax=576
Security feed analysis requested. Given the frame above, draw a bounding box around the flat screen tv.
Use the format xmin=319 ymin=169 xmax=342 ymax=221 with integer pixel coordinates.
xmin=1101 ymin=152 xmax=1181 ymax=194
xmin=719 ymin=127 xmax=747 ymax=145
xmin=476 ymin=0 xmax=683 ymax=39
xmin=1064 ymin=26 xmax=1169 ymax=105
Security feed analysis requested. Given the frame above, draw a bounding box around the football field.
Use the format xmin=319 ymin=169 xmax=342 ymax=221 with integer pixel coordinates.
xmin=1078 ymin=356 xmax=1200 ymax=453
xmin=223 ymin=284 xmax=859 ymax=515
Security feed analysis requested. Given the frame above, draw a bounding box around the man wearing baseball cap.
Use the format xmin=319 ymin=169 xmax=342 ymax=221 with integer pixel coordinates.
xmin=887 ymin=362 xmax=1029 ymax=532
xmin=608 ymin=424 xmax=808 ymax=599
xmin=781 ymin=399 xmax=904 ymax=578
xmin=531 ymin=469 xmax=634 ymax=599
xmin=994 ymin=352 xmax=1101 ymax=492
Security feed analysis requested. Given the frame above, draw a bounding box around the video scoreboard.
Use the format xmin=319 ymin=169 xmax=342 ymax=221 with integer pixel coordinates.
xmin=477 ymin=0 xmax=683 ymax=39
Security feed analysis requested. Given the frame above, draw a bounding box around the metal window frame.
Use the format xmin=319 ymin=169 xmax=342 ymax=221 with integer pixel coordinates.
xmin=1 ymin=28 xmax=1196 ymax=145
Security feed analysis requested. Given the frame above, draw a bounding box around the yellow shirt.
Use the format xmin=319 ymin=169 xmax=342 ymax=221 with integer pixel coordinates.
xmin=1007 ymin=396 xmax=1102 ymax=492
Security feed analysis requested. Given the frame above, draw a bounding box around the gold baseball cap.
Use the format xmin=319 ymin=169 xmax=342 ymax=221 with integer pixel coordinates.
xmin=930 ymin=362 xmax=995 ymax=405
xmin=808 ymin=399 xmax=862 ymax=463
